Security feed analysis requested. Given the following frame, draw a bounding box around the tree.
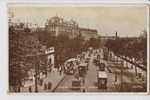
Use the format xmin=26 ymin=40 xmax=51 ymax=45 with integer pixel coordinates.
xmin=9 ymin=26 xmax=45 ymax=92
xmin=104 ymin=33 xmax=147 ymax=66
xmin=86 ymin=37 xmax=101 ymax=49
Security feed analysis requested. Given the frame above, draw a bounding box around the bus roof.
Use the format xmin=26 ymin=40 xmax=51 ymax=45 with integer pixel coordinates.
xmin=98 ymin=71 xmax=107 ymax=78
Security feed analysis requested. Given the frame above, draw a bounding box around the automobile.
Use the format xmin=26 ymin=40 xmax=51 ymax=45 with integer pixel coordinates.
xmin=93 ymin=57 xmax=99 ymax=65
xmin=85 ymin=57 xmax=90 ymax=63
xmin=97 ymin=54 xmax=101 ymax=60
xmin=78 ymin=63 xmax=87 ymax=77
xmin=97 ymin=63 xmax=105 ymax=71
xmin=65 ymin=69 xmax=74 ymax=74
xmin=71 ymin=78 xmax=81 ymax=90
xmin=97 ymin=71 xmax=107 ymax=89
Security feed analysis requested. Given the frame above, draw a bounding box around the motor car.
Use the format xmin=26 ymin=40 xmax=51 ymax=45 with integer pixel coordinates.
xmin=71 ymin=78 xmax=81 ymax=90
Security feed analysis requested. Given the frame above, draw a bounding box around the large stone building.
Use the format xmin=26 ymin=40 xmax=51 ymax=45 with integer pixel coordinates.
xmin=45 ymin=16 xmax=98 ymax=40
xmin=45 ymin=16 xmax=80 ymax=38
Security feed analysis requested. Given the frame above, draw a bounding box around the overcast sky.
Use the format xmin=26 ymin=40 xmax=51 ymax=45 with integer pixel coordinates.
xmin=9 ymin=5 xmax=148 ymax=37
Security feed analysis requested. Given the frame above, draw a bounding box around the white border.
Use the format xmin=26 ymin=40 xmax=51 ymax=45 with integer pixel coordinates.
xmin=5 ymin=0 xmax=150 ymax=4
xmin=146 ymin=4 xmax=149 ymax=95
xmin=5 ymin=1 xmax=150 ymax=96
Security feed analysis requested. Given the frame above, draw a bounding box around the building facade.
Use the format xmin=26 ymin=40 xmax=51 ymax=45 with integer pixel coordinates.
xmin=45 ymin=16 xmax=98 ymax=40
xmin=45 ymin=16 xmax=80 ymax=38
xmin=45 ymin=47 xmax=55 ymax=70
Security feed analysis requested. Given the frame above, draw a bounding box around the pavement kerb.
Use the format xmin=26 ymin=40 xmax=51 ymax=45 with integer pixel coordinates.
xmin=51 ymin=74 xmax=66 ymax=92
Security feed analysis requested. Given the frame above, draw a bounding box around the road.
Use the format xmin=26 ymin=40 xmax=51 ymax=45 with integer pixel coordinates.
xmin=54 ymin=50 xmax=146 ymax=92
xmin=54 ymin=53 xmax=117 ymax=92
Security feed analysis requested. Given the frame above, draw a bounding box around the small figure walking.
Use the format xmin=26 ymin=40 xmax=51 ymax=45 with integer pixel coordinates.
xmin=115 ymin=72 xmax=117 ymax=82
xmin=59 ymin=65 xmax=62 ymax=75
xmin=44 ymin=83 xmax=47 ymax=90
xmin=29 ymin=86 xmax=32 ymax=92
xmin=82 ymin=88 xmax=86 ymax=92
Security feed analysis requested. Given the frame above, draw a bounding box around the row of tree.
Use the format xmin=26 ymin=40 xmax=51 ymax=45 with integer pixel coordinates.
xmin=105 ymin=31 xmax=147 ymax=66
xmin=37 ymin=30 xmax=101 ymax=67
xmin=9 ymin=26 xmax=47 ymax=92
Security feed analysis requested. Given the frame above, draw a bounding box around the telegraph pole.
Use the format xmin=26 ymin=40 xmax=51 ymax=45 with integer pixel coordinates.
xmin=120 ymin=63 xmax=123 ymax=91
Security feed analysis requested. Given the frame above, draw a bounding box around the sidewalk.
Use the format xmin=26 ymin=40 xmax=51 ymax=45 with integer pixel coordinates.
xmin=104 ymin=57 xmax=146 ymax=92
xmin=43 ymin=70 xmax=65 ymax=92
xmin=20 ymin=69 xmax=65 ymax=92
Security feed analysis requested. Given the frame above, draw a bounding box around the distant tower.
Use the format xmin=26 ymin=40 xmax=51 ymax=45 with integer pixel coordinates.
xmin=115 ymin=31 xmax=118 ymax=39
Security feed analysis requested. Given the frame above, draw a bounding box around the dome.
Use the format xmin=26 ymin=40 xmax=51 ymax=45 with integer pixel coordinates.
xmin=48 ymin=16 xmax=63 ymax=24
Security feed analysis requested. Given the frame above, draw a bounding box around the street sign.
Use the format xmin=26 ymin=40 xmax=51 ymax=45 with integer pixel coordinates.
xmin=45 ymin=47 xmax=55 ymax=54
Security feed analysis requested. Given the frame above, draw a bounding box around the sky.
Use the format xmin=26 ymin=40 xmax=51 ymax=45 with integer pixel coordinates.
xmin=8 ymin=4 xmax=148 ymax=37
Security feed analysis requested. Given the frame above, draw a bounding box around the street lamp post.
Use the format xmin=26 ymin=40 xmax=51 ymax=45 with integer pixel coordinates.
xmin=26 ymin=54 xmax=40 ymax=92
xmin=35 ymin=56 xmax=39 ymax=92
xmin=120 ymin=65 xmax=123 ymax=91
xmin=120 ymin=60 xmax=129 ymax=91
xmin=114 ymin=58 xmax=128 ymax=92
xmin=26 ymin=48 xmax=54 ymax=93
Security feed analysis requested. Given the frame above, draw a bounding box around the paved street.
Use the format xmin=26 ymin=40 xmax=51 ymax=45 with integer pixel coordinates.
xmin=18 ymin=49 xmax=146 ymax=93
xmin=54 ymin=50 xmax=146 ymax=92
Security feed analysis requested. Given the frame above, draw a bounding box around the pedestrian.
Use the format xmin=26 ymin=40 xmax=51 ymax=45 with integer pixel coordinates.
xmin=75 ymin=72 xmax=79 ymax=80
xmin=29 ymin=86 xmax=32 ymax=92
xmin=44 ymin=83 xmax=47 ymax=90
xmin=59 ymin=65 xmax=62 ymax=75
xmin=48 ymin=82 xmax=52 ymax=89
xmin=114 ymin=80 xmax=118 ymax=90
xmin=49 ymin=64 xmax=52 ymax=72
xmin=45 ymin=71 xmax=47 ymax=78
xmin=40 ymin=79 xmax=43 ymax=86
xmin=62 ymin=64 xmax=65 ymax=73
xmin=115 ymin=72 xmax=117 ymax=82
xmin=82 ymin=88 xmax=86 ymax=92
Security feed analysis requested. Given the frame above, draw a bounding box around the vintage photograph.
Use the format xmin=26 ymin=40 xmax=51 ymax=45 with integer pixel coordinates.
xmin=8 ymin=4 xmax=148 ymax=93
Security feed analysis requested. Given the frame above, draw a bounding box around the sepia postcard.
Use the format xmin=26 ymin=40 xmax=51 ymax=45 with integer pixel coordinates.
xmin=8 ymin=3 xmax=149 ymax=94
